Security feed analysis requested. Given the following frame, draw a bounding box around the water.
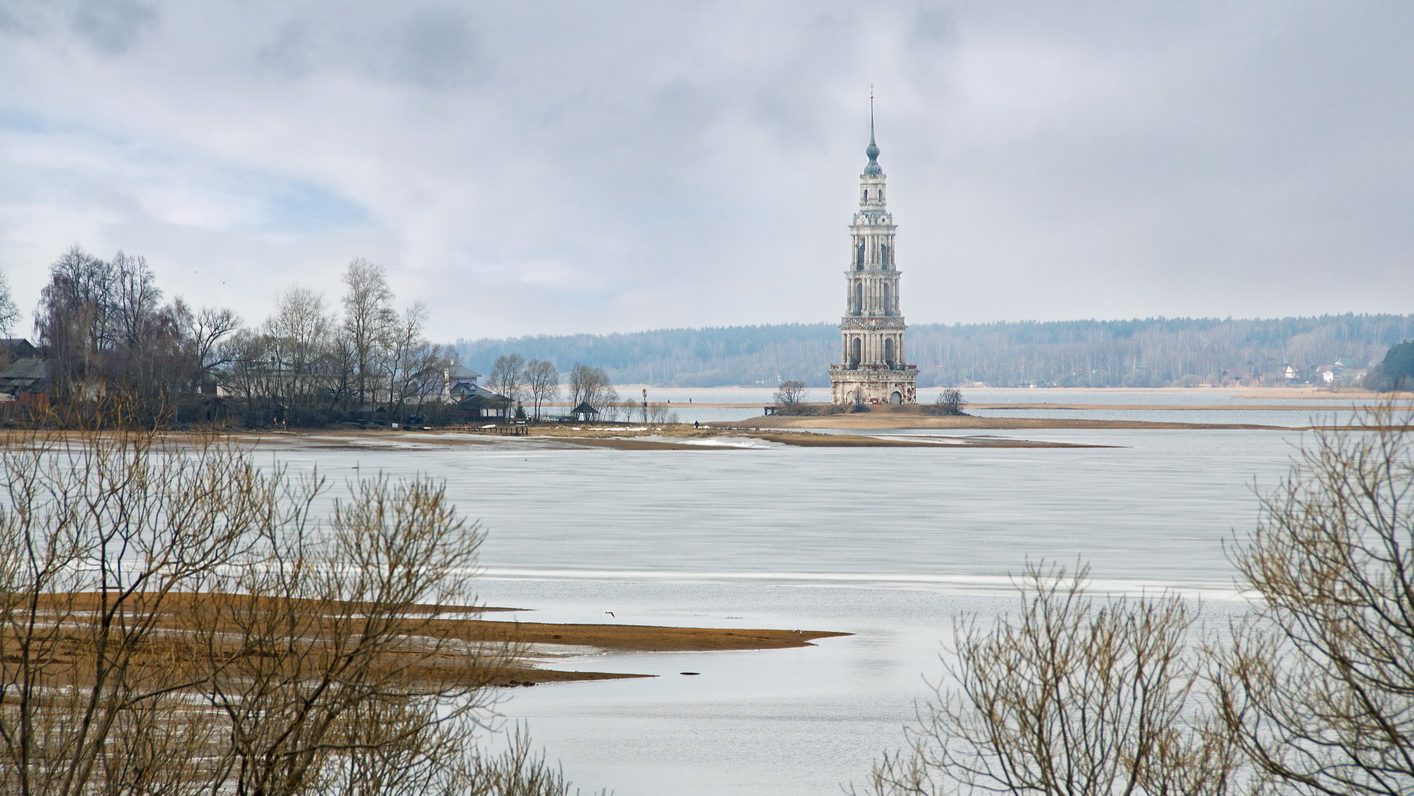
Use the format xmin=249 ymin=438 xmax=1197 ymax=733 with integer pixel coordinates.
xmin=261 ymin=411 xmax=1331 ymax=794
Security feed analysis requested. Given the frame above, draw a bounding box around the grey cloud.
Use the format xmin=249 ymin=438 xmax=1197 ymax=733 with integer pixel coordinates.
xmin=71 ymin=0 xmax=157 ymax=54
xmin=0 ymin=6 xmax=20 ymax=34
xmin=381 ymin=6 xmax=482 ymax=90
xmin=261 ymin=20 xmax=315 ymax=79
xmin=0 ymin=0 xmax=59 ymax=38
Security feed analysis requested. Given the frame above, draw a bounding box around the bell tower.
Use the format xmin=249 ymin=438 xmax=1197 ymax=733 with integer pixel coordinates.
xmin=829 ymin=97 xmax=918 ymax=406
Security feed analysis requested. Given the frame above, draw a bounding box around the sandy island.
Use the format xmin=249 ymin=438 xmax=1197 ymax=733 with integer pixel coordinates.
xmin=16 ymin=592 xmax=849 ymax=688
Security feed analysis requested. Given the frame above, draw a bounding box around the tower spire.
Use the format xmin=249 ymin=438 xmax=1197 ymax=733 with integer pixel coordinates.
xmin=864 ymin=85 xmax=882 ymax=175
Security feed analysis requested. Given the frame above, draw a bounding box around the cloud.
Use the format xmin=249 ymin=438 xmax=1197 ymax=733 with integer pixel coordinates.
xmin=260 ymin=20 xmax=315 ymax=79
xmin=380 ymin=5 xmax=482 ymax=90
xmin=0 ymin=1 xmax=1411 ymax=343
xmin=71 ymin=0 xmax=158 ymax=54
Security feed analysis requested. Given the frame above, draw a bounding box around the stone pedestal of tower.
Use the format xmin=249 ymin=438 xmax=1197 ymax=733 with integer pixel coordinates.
xmin=829 ymin=113 xmax=918 ymax=406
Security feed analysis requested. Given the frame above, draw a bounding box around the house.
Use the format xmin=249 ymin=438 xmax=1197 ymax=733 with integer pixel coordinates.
xmin=403 ymin=363 xmax=512 ymax=418
xmin=449 ymin=365 xmax=480 ymax=391
xmin=0 ymin=357 xmax=51 ymax=409
xmin=454 ymin=382 xmax=512 ymax=419
xmin=0 ymin=339 xmax=38 ymax=371
xmin=408 ymin=364 xmax=482 ymax=403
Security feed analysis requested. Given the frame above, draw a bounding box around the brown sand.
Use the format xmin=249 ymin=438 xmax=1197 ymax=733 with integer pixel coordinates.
xmin=13 ymin=592 xmax=847 ymax=687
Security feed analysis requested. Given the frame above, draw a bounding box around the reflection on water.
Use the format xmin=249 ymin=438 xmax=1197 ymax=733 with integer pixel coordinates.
xmin=263 ymin=418 xmax=1320 ymax=795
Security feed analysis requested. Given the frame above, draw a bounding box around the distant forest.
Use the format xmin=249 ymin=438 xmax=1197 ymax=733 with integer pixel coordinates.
xmin=453 ymin=314 xmax=1414 ymax=389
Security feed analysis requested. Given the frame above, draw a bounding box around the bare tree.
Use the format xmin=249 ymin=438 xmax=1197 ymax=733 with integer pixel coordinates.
xmin=524 ymin=360 xmax=559 ymax=420
xmin=0 ymin=268 xmax=18 ymax=335
xmin=35 ymin=246 xmax=115 ymax=400
xmin=265 ymin=285 xmax=336 ymax=424
xmin=567 ymin=364 xmax=617 ymax=410
xmin=190 ymin=473 xmax=510 ymax=796
xmin=380 ymin=302 xmax=450 ymax=421
xmin=221 ymin=327 xmax=282 ymax=425
xmin=1216 ymin=404 xmax=1414 ymax=796
xmin=489 ymin=354 xmax=526 ymax=403
xmin=108 ymin=251 xmax=162 ymax=349
xmin=859 ymin=563 xmax=1237 ymax=796
xmin=341 ymin=258 xmax=396 ymax=408
xmin=773 ymin=380 xmax=806 ymax=414
xmin=185 ymin=304 xmax=243 ymax=392
xmin=923 ymin=388 xmax=966 ymax=416
xmin=0 ymin=404 xmax=586 ymax=796
xmin=0 ymin=404 xmax=266 ymax=796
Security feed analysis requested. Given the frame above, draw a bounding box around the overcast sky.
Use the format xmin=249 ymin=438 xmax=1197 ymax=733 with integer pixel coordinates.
xmin=1 ymin=1 xmax=1411 ymax=342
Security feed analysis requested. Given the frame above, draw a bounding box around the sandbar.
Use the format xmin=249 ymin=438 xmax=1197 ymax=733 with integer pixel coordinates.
xmin=13 ymin=592 xmax=847 ymax=687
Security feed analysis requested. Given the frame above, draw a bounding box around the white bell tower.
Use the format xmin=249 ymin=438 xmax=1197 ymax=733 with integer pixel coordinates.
xmin=829 ymin=96 xmax=918 ymax=406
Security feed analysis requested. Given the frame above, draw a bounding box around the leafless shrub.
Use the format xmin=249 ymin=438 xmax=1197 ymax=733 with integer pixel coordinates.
xmin=921 ymin=389 xmax=965 ymax=416
xmin=858 ymin=563 xmax=1237 ymax=796
xmin=0 ymin=402 xmax=581 ymax=796
xmin=1216 ymin=403 xmax=1414 ymax=796
xmin=773 ymin=381 xmax=807 ymax=414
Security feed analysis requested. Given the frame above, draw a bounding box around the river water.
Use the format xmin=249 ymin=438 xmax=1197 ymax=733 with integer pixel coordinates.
xmin=267 ymin=389 xmax=1366 ymax=794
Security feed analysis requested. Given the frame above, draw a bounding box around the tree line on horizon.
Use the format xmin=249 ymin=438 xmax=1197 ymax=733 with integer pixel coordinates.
xmin=455 ymin=314 xmax=1414 ymax=390
xmin=7 ymin=248 xmax=1412 ymax=430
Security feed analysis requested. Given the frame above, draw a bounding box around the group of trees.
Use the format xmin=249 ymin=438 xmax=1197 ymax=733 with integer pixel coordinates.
xmin=0 ymin=408 xmax=597 ymax=795
xmin=457 ymin=315 xmax=1414 ymax=389
xmin=1365 ymin=340 xmax=1414 ymax=391
xmin=30 ymin=248 xmax=240 ymax=421
xmin=222 ymin=259 xmax=449 ymax=426
xmin=487 ymin=354 xmax=560 ymax=420
xmin=485 ymin=357 xmax=652 ymax=422
xmin=14 ymin=248 xmax=456 ymax=427
xmin=859 ymin=405 xmax=1414 ymax=796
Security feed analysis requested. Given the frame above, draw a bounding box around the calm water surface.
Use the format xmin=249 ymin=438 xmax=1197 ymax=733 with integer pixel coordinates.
xmin=263 ymin=408 xmax=1330 ymax=795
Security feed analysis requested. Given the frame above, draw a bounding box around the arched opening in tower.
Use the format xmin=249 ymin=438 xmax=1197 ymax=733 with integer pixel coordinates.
xmin=884 ymin=337 xmax=897 ymax=368
xmin=853 ymin=282 xmax=863 ymax=316
xmin=849 ymin=337 xmax=862 ymax=369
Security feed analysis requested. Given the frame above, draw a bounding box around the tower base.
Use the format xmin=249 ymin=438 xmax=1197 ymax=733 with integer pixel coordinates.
xmin=829 ymin=366 xmax=918 ymax=406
